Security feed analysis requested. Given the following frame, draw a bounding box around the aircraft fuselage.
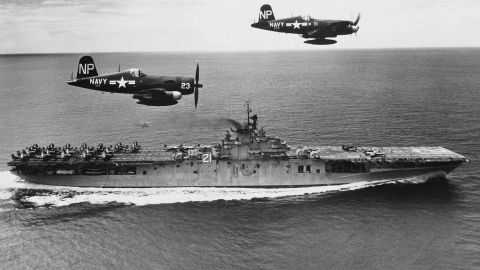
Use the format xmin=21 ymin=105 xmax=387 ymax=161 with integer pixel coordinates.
xmin=67 ymin=71 xmax=195 ymax=95
xmin=251 ymin=16 xmax=356 ymax=38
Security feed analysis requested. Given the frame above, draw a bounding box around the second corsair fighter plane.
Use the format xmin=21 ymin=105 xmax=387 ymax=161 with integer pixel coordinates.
xmin=251 ymin=4 xmax=360 ymax=45
xmin=67 ymin=56 xmax=203 ymax=108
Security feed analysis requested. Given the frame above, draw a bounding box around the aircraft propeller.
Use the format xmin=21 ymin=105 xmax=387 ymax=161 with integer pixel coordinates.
xmin=353 ymin=13 xmax=361 ymax=26
xmin=193 ymin=63 xmax=203 ymax=109
xmin=348 ymin=13 xmax=361 ymax=34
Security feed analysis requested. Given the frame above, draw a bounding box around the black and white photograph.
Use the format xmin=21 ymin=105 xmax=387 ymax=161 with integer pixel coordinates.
xmin=0 ymin=0 xmax=479 ymax=269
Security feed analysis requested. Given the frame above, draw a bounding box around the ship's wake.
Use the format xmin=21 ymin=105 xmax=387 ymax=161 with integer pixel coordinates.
xmin=0 ymin=171 xmax=428 ymax=209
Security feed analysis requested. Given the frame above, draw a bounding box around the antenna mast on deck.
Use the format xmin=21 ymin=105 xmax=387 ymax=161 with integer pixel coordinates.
xmin=244 ymin=100 xmax=252 ymax=128
xmin=244 ymin=100 xmax=253 ymax=142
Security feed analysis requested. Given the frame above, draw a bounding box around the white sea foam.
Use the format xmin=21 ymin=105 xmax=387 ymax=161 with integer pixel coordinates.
xmin=0 ymin=171 xmax=418 ymax=208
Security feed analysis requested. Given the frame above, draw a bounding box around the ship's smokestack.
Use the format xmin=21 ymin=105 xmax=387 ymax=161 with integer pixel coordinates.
xmin=250 ymin=114 xmax=258 ymax=130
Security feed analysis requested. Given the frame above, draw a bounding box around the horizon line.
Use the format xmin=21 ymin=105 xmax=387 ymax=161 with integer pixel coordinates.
xmin=1 ymin=46 xmax=479 ymax=56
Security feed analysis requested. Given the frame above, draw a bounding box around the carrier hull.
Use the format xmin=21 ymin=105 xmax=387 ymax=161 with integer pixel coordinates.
xmin=7 ymin=105 xmax=468 ymax=188
xmin=12 ymin=160 xmax=461 ymax=188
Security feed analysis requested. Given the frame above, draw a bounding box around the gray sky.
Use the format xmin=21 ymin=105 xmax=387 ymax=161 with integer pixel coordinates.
xmin=1 ymin=0 xmax=479 ymax=54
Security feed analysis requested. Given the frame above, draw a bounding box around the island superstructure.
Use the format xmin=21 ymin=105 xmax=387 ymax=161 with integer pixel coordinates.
xmin=8 ymin=104 xmax=468 ymax=187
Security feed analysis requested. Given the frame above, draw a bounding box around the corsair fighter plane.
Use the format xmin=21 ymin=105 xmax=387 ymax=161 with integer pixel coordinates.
xmin=67 ymin=56 xmax=203 ymax=108
xmin=251 ymin=4 xmax=360 ymax=45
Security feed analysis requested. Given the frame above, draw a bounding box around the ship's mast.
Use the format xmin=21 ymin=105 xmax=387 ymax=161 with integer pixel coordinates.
xmin=245 ymin=100 xmax=251 ymax=129
xmin=244 ymin=100 xmax=252 ymax=142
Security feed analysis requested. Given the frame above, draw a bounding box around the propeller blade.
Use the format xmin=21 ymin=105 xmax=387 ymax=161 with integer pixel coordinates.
xmin=195 ymin=63 xmax=199 ymax=83
xmin=194 ymin=86 xmax=199 ymax=109
xmin=194 ymin=63 xmax=199 ymax=109
xmin=353 ymin=13 xmax=361 ymax=26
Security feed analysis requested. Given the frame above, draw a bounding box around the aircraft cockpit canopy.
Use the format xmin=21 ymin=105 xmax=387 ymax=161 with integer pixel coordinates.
xmin=129 ymin=68 xmax=147 ymax=78
xmin=302 ymin=15 xmax=312 ymax=21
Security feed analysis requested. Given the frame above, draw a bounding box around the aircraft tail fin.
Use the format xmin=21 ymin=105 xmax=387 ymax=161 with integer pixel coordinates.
xmin=258 ymin=4 xmax=275 ymax=21
xmin=76 ymin=55 xmax=98 ymax=79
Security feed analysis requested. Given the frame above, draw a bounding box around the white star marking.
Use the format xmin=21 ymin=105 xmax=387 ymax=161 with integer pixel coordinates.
xmin=117 ymin=77 xmax=127 ymax=88
xmin=292 ymin=20 xmax=301 ymax=29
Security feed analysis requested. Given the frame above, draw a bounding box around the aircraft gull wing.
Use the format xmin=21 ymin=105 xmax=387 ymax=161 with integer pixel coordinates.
xmin=132 ymin=88 xmax=182 ymax=106
xmin=304 ymin=29 xmax=325 ymax=39
xmin=135 ymin=88 xmax=167 ymax=97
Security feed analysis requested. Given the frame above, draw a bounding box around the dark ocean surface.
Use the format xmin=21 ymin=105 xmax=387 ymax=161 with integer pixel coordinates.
xmin=0 ymin=49 xmax=479 ymax=269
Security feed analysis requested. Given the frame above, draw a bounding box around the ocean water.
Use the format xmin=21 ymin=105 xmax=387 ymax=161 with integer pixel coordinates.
xmin=0 ymin=49 xmax=479 ymax=269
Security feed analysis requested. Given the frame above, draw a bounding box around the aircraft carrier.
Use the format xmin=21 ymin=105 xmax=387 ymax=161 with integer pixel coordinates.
xmin=8 ymin=104 xmax=468 ymax=188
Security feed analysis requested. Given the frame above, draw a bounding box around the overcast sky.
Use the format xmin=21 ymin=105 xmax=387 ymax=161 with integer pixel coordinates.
xmin=1 ymin=0 xmax=479 ymax=54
